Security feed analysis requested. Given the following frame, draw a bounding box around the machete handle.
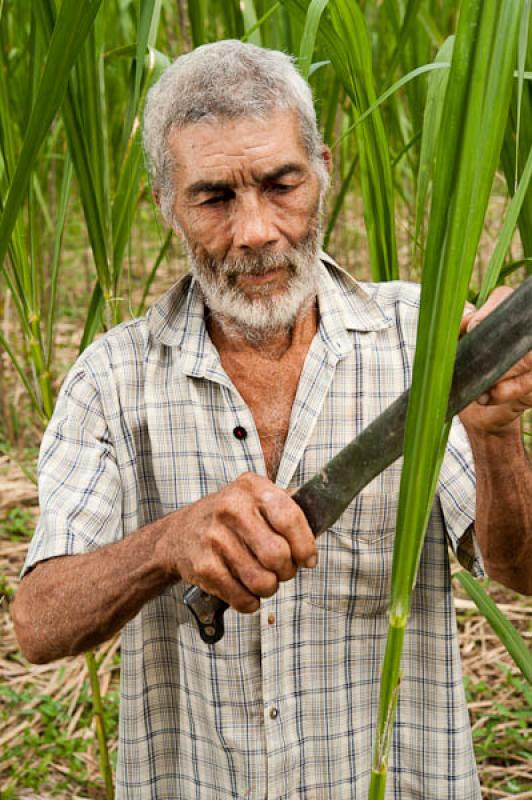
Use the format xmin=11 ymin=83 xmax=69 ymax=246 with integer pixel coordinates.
xmin=184 ymin=277 xmax=532 ymax=644
xmin=183 ymin=586 xmax=229 ymax=644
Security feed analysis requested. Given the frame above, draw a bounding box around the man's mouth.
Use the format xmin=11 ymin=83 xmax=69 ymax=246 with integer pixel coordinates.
xmin=237 ymin=268 xmax=285 ymax=285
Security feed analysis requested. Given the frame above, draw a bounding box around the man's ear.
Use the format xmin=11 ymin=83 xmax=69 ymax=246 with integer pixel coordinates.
xmin=321 ymin=145 xmax=333 ymax=175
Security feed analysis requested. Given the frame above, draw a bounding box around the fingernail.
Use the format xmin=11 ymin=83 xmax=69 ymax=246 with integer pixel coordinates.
xmin=477 ymin=393 xmax=490 ymax=405
xmin=304 ymin=554 xmax=318 ymax=568
xmin=467 ymin=319 xmax=480 ymax=332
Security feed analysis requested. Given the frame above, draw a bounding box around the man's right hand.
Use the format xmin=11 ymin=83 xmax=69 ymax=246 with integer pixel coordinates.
xmin=156 ymin=472 xmax=318 ymax=613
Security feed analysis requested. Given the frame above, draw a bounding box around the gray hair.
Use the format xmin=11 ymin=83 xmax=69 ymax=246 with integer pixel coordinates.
xmin=143 ymin=39 xmax=327 ymax=223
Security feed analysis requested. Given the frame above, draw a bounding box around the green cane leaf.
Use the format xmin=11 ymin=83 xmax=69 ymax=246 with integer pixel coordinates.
xmin=0 ymin=0 xmax=103 ymax=272
xmin=455 ymin=572 xmax=532 ymax=684
xmin=371 ymin=1 xmax=525 ymax=796
xmin=298 ymin=0 xmax=330 ymax=81
xmin=415 ymin=36 xmax=455 ymax=256
xmin=188 ymin=0 xmax=208 ymax=47
xmin=478 ymin=145 xmax=532 ymax=305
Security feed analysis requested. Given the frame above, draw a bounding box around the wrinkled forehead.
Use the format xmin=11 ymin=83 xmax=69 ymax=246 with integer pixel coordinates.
xmin=168 ymin=109 xmax=312 ymax=183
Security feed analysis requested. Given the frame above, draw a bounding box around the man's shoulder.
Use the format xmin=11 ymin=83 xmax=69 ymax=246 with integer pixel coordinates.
xmin=59 ymin=317 xmax=150 ymax=399
xmin=361 ymin=278 xmax=421 ymax=312
xmin=321 ymin=254 xmax=421 ymax=324
xmin=321 ymin=253 xmax=420 ymax=303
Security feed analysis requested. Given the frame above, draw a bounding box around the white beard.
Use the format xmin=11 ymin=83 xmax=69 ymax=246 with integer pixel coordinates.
xmin=182 ymin=225 xmax=322 ymax=344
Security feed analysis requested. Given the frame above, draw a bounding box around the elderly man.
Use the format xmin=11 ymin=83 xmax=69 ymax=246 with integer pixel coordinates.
xmin=12 ymin=40 xmax=532 ymax=799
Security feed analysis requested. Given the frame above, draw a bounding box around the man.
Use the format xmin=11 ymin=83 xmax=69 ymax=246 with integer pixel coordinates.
xmin=12 ymin=40 xmax=532 ymax=799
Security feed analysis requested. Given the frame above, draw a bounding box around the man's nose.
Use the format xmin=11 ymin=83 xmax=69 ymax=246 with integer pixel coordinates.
xmin=231 ymin=191 xmax=280 ymax=251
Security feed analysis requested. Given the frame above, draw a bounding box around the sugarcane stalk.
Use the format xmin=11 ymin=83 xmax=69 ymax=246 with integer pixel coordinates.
xmin=85 ymin=651 xmax=114 ymax=800
xmin=368 ymin=0 xmax=525 ymax=795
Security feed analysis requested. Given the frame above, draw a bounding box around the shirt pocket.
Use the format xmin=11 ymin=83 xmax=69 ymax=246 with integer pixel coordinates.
xmin=302 ymin=491 xmax=398 ymax=617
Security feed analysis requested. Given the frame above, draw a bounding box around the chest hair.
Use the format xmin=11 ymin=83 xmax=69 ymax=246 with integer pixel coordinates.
xmin=221 ymin=354 xmax=304 ymax=480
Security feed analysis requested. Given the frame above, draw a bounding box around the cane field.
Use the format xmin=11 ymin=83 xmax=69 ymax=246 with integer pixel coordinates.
xmin=0 ymin=0 xmax=531 ymax=798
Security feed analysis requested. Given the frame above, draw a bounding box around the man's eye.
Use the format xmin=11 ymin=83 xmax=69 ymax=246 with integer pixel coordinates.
xmin=269 ymin=183 xmax=295 ymax=194
xmin=202 ymin=192 xmax=233 ymax=206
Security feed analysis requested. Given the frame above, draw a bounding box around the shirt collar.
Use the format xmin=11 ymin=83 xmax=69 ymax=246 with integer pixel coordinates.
xmin=146 ymin=272 xmax=221 ymax=379
xmin=316 ymin=252 xmax=392 ymax=360
xmin=146 ymin=251 xmax=393 ymax=376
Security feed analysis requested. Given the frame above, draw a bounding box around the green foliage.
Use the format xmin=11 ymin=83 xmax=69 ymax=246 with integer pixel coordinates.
xmin=0 ymin=572 xmax=14 ymax=601
xmin=371 ymin=1 xmax=528 ymax=795
xmin=0 ymin=507 xmax=34 ymax=542
xmin=464 ymin=666 xmax=532 ymax=794
xmin=285 ymin=0 xmax=399 ymax=281
xmin=0 ymin=679 xmax=119 ymax=795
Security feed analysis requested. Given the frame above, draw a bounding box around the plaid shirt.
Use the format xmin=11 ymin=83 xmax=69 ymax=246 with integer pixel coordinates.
xmin=22 ymin=255 xmax=483 ymax=799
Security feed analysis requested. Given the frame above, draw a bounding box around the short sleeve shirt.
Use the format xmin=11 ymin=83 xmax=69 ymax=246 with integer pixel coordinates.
xmin=21 ymin=256 xmax=483 ymax=799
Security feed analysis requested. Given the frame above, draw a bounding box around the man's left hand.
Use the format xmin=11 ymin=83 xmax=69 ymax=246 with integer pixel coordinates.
xmin=459 ymin=286 xmax=532 ymax=436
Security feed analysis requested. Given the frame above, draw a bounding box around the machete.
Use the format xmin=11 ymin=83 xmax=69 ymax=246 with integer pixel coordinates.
xmin=184 ymin=276 xmax=532 ymax=644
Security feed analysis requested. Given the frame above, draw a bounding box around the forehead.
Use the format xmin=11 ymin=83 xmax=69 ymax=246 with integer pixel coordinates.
xmin=169 ymin=109 xmax=311 ymax=185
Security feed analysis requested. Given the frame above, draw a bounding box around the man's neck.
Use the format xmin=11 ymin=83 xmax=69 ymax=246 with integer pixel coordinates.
xmin=207 ymin=298 xmax=319 ymax=361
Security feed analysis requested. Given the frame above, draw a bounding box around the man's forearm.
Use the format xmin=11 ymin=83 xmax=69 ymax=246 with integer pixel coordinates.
xmin=11 ymin=515 xmax=178 ymax=664
xmin=468 ymin=423 xmax=532 ymax=594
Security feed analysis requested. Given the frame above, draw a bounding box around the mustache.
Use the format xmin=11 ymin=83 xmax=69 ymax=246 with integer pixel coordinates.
xmin=203 ymin=227 xmax=319 ymax=281
xmin=204 ymin=249 xmax=296 ymax=280
xmin=226 ymin=254 xmax=297 ymax=288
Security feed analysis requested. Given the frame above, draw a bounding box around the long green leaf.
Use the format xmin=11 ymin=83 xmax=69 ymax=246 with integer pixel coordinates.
xmin=328 ymin=0 xmax=399 ymax=281
xmin=370 ymin=1 xmax=524 ymax=795
xmin=112 ymin=48 xmax=170 ymax=282
xmin=241 ymin=2 xmax=282 ymax=42
xmin=188 ymin=0 xmax=208 ymax=47
xmin=386 ymin=0 xmax=425 ymax=82
xmin=415 ymin=36 xmax=454 ymax=257
xmin=478 ymin=145 xmax=532 ymax=305
xmin=283 ymin=0 xmax=399 ymax=281
xmin=323 ymin=153 xmax=357 ymax=249
xmin=298 ymin=0 xmax=330 ymax=81
xmin=77 ymin=21 xmax=112 ymax=260
xmin=336 ymin=61 xmax=450 ymax=147
xmin=80 ymin=282 xmax=105 ymax=354
xmin=501 ymin=87 xmax=532 ymax=262
xmin=0 ymin=0 xmax=103 ymax=273
xmin=241 ymin=0 xmax=262 ymax=46
xmin=32 ymin=0 xmax=111 ymax=291
xmin=393 ymin=0 xmax=522 ymax=656
xmin=121 ymin=0 xmax=162 ymax=155
xmin=135 ymin=0 xmax=162 ymax=112
xmin=134 ymin=230 xmax=173 ymax=317
xmin=454 ymin=572 xmax=532 ymax=684
xmin=515 ymin=0 xmax=531 ymax=184
xmin=0 ymin=330 xmax=43 ymax=420
xmin=0 ymin=39 xmax=31 ymax=306
xmin=46 ymin=155 xmax=73 ymax=367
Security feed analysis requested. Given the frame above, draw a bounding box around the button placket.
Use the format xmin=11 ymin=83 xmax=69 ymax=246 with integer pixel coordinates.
xmin=222 ymin=384 xmax=266 ymax=477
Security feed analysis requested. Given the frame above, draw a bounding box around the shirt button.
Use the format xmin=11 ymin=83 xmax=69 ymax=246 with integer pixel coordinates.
xmin=267 ymin=613 xmax=275 ymax=625
xmin=269 ymin=707 xmax=279 ymax=720
xmin=233 ymin=425 xmax=247 ymax=440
